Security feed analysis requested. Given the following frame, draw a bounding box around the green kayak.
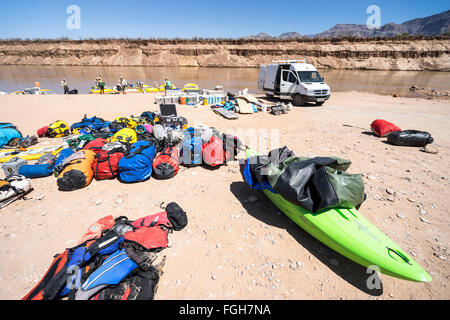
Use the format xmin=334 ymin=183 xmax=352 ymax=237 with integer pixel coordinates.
xmin=245 ymin=149 xmax=431 ymax=283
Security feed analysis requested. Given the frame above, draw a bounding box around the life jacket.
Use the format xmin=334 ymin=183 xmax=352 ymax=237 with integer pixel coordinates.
xmin=152 ymin=146 xmax=180 ymax=180
xmin=93 ymin=267 xmax=161 ymax=300
xmin=22 ymin=230 xmax=124 ymax=300
xmin=47 ymin=121 xmax=70 ymax=138
xmin=118 ymin=141 xmax=156 ymax=183
xmin=22 ymin=250 xmax=69 ymax=300
xmin=109 ymin=128 xmax=137 ymax=144
xmin=83 ymin=138 xmax=108 ymax=154
xmin=79 ymin=215 xmax=116 ymax=244
xmin=202 ymin=136 xmax=225 ymax=167
xmin=24 ymin=204 xmax=186 ymax=300
xmin=57 ymin=150 xmax=95 ymax=191
xmin=123 ymin=204 xmax=187 ymax=250
xmin=370 ymin=119 xmax=402 ymax=137
xmin=130 ymin=202 xmax=188 ymax=232
xmin=92 ymin=148 xmax=125 ymax=180
xmin=75 ymin=248 xmax=138 ymax=300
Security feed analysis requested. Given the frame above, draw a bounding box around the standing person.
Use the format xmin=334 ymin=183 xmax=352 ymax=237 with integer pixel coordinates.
xmin=136 ymin=81 xmax=145 ymax=93
xmin=119 ymin=76 xmax=128 ymax=95
xmin=97 ymin=76 xmax=105 ymax=94
xmin=61 ymin=78 xmax=69 ymax=94
xmin=164 ymin=78 xmax=173 ymax=91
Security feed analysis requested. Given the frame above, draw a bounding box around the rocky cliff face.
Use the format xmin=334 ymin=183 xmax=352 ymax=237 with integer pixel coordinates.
xmin=0 ymin=38 xmax=449 ymax=71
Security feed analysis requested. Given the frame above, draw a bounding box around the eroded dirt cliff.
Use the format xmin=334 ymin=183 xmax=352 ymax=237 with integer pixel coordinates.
xmin=1 ymin=38 xmax=449 ymax=71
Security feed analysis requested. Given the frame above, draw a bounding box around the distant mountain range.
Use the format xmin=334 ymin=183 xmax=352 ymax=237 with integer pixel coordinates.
xmin=248 ymin=9 xmax=450 ymax=39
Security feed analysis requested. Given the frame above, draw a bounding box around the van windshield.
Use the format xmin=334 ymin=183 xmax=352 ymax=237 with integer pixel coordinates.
xmin=297 ymin=71 xmax=323 ymax=83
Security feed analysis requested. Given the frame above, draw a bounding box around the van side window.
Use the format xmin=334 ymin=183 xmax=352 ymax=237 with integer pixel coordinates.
xmin=288 ymin=72 xmax=298 ymax=84
xmin=282 ymin=71 xmax=289 ymax=82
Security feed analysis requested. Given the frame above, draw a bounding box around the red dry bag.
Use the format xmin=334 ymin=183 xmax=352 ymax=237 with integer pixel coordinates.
xmin=371 ymin=120 xmax=401 ymax=137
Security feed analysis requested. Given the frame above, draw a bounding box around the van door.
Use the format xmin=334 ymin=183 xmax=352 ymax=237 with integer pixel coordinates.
xmin=280 ymin=70 xmax=299 ymax=99
xmin=274 ymin=65 xmax=290 ymax=96
xmin=258 ymin=66 xmax=266 ymax=90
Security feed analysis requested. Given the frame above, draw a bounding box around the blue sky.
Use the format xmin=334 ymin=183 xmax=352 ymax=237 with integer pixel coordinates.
xmin=0 ymin=0 xmax=448 ymax=39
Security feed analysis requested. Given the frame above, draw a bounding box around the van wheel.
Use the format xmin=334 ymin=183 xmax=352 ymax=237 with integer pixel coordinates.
xmin=293 ymin=94 xmax=304 ymax=106
xmin=266 ymin=94 xmax=273 ymax=99
xmin=316 ymin=102 xmax=325 ymax=106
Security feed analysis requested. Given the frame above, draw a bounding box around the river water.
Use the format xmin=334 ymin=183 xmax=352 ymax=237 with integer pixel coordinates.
xmin=0 ymin=66 xmax=449 ymax=96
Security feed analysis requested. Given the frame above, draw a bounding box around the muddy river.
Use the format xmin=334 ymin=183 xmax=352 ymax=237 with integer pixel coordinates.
xmin=0 ymin=66 xmax=449 ymax=96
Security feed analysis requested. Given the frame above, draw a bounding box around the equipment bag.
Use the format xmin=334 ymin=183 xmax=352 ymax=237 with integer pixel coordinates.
xmin=0 ymin=124 xmax=22 ymax=148
xmin=202 ymin=136 xmax=225 ymax=167
xmin=222 ymin=134 xmax=243 ymax=163
xmin=19 ymin=135 xmax=38 ymax=148
xmin=57 ymin=150 xmax=95 ymax=191
xmin=387 ymin=130 xmax=434 ymax=147
xmin=68 ymin=134 xmax=97 ymax=150
xmin=2 ymin=157 xmax=28 ymax=178
xmin=0 ymin=175 xmax=33 ymax=209
xmin=53 ymin=148 xmax=75 ymax=176
xmin=109 ymin=128 xmax=137 ymax=145
xmin=36 ymin=152 xmax=57 ymax=165
xmin=71 ymin=115 xmax=111 ymax=135
xmin=37 ymin=126 xmax=49 ymax=138
xmin=118 ymin=141 xmax=156 ymax=183
xmin=113 ymin=117 xmax=139 ymax=130
xmin=152 ymin=146 xmax=180 ymax=180
xmin=371 ymin=119 xmax=401 ymax=137
xmin=92 ymin=149 xmax=125 ymax=180
xmin=18 ymin=163 xmax=54 ymax=179
xmin=181 ymin=128 xmax=202 ymax=166
xmin=47 ymin=121 xmax=71 ymax=138
xmin=83 ymin=138 xmax=108 ymax=154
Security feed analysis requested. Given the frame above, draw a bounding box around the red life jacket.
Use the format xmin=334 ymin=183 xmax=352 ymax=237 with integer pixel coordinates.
xmin=79 ymin=215 xmax=116 ymax=244
xmin=202 ymin=136 xmax=225 ymax=167
xmin=152 ymin=146 xmax=180 ymax=180
xmin=92 ymin=149 xmax=124 ymax=180
xmin=124 ymin=211 xmax=173 ymax=250
xmin=83 ymin=138 xmax=108 ymax=154
xmin=130 ymin=211 xmax=173 ymax=229
xmin=22 ymin=250 xmax=69 ymax=300
xmin=124 ymin=227 xmax=169 ymax=250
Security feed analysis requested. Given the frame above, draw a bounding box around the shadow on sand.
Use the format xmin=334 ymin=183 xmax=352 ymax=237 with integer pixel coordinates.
xmin=230 ymin=180 xmax=384 ymax=296
xmin=259 ymin=96 xmax=320 ymax=108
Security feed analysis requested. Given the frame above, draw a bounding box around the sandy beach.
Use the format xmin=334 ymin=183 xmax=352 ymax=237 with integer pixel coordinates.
xmin=0 ymin=91 xmax=449 ymax=300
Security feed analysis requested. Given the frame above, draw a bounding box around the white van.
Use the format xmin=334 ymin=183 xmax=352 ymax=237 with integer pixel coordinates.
xmin=258 ymin=60 xmax=330 ymax=106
